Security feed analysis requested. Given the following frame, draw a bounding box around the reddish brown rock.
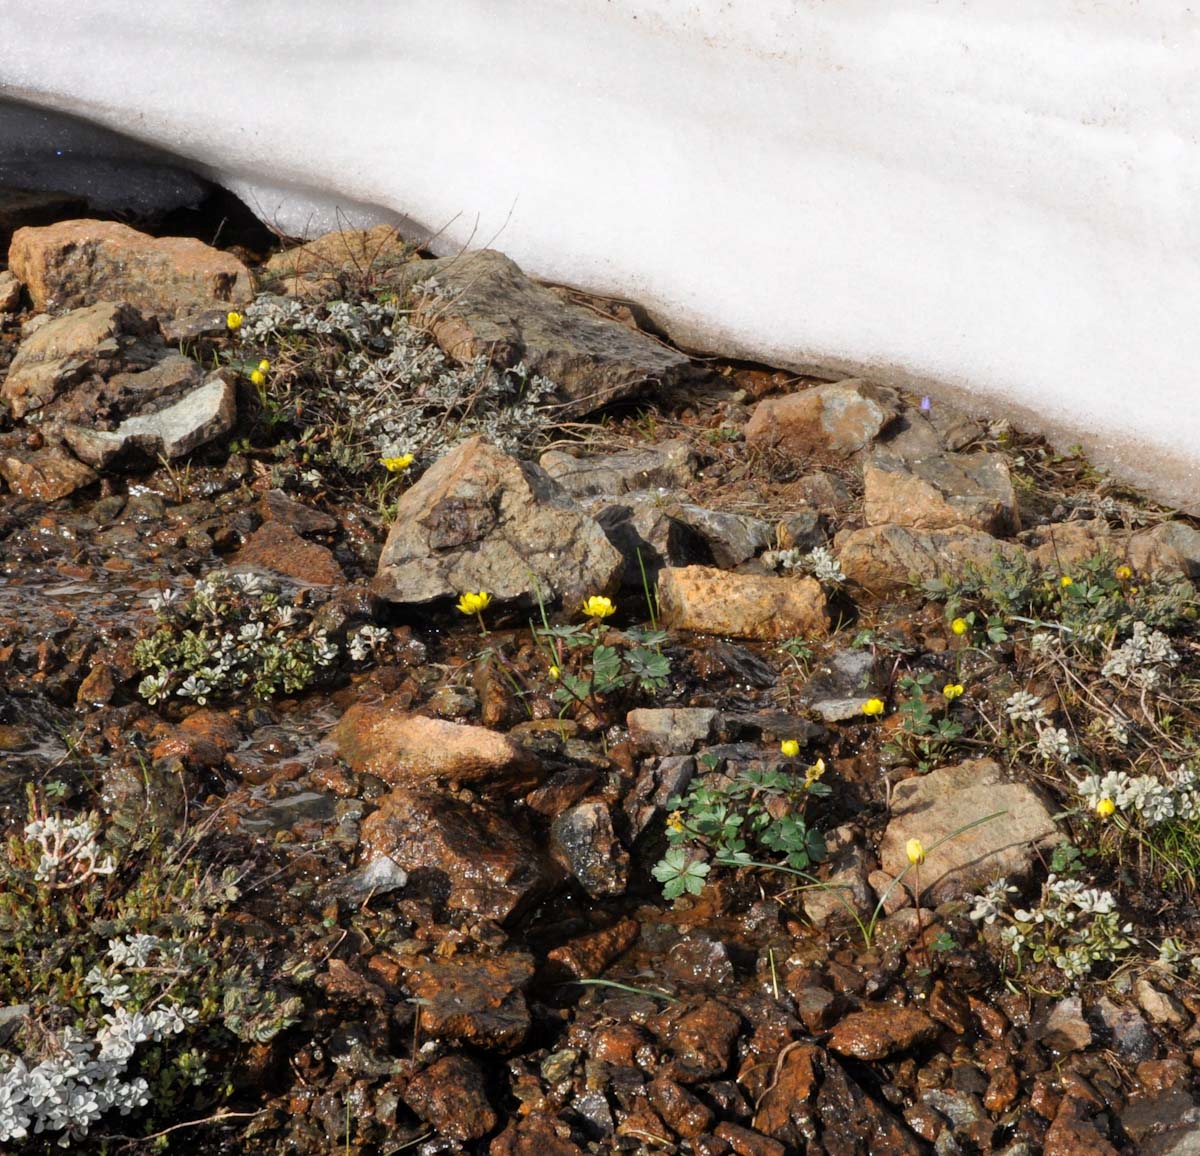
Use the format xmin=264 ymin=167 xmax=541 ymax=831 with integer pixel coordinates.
xmin=827 ymin=1005 xmax=937 ymax=1061
xmin=334 ymin=695 xmax=539 ymax=789
xmin=177 ymin=709 xmax=242 ymax=753
xmin=405 ymin=952 xmax=534 ymax=1051
xmin=816 ymin=1058 xmax=924 ymax=1156
xmin=9 ymin=219 xmax=253 ymax=318
xmin=656 ymin=565 xmax=829 ymax=641
xmin=403 ymin=1053 xmax=497 ymax=1141
xmin=0 ymin=441 xmax=98 ymax=501
xmin=231 ymin=522 xmax=345 ymax=586
xmin=648 ymin=1077 xmax=714 ymax=1140
xmin=546 ymin=918 xmax=640 ymax=979
xmin=359 ymin=789 xmax=546 ymax=922
xmin=751 ymin=1044 xmax=820 ymax=1142
xmin=745 ymin=379 xmax=900 ymax=458
xmin=489 ymin=1114 xmax=584 ymax=1156
xmin=713 ymin=1122 xmax=785 ymax=1156
xmin=1044 ymin=1095 xmax=1119 ymax=1156
xmin=654 ymin=999 xmax=742 ymax=1082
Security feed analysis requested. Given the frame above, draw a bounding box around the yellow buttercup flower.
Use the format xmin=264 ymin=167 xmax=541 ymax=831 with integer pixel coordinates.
xmin=381 ymin=453 xmax=415 ymax=473
xmin=780 ymin=739 xmax=800 ymax=759
xmin=942 ymin=683 xmax=964 ymax=701
xmin=581 ymin=595 xmax=616 ymax=619
xmin=258 ymin=359 xmax=271 ymax=372
xmin=1096 ymin=797 xmax=1116 ymax=819
xmin=456 ymin=591 xmax=492 ymax=616
xmin=226 ymin=311 xmax=243 ymax=331
xmin=249 ymin=369 xmax=266 ymax=386
xmin=667 ymin=810 xmax=685 ymax=833
xmin=1060 ymin=575 xmax=1073 ymax=588
xmin=862 ymin=697 xmax=885 ymax=717
xmin=805 ymin=757 xmax=826 ymax=786
xmin=548 ymin=665 xmax=561 ymax=681
xmin=951 ymin=617 xmax=968 ymax=636
xmin=906 ymin=838 xmax=926 ymax=866
xmin=1115 ymin=565 xmax=1133 ymax=581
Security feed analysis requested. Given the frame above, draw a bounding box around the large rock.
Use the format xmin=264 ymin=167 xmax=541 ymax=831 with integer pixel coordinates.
xmin=0 ymin=438 xmax=98 ymax=500
xmin=539 ymin=439 xmax=695 ymax=497
xmin=2 ymin=301 xmax=154 ymax=420
xmin=836 ymin=523 xmax=1023 ymax=596
xmin=398 ymin=249 xmax=693 ymax=417
xmin=878 ymin=758 xmax=1062 ymax=905
xmin=229 ymin=520 xmax=344 ymax=586
xmin=403 ymin=953 xmax=534 ymax=1051
xmin=863 ymin=451 xmax=1020 ymax=536
xmin=657 ymin=565 xmax=829 ymax=641
xmin=9 ymin=219 xmax=254 ymax=318
xmin=60 ymin=369 xmax=237 ymax=466
xmin=745 ymin=379 xmax=901 ymax=458
xmin=373 ymin=436 xmax=623 ymax=609
xmin=334 ymin=695 xmax=539 ymax=790
xmin=359 ymin=789 xmax=547 ymax=922
xmin=261 ymin=224 xmax=416 ymax=298
xmin=1127 ymin=521 xmax=1200 ymax=579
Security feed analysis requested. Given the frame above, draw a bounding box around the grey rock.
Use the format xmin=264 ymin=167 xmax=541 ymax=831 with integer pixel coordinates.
xmin=668 ymin=501 xmax=773 ymax=568
xmin=539 ymin=439 xmax=695 ymax=497
xmin=1128 ymin=521 xmax=1200 ymax=579
xmin=776 ymin=508 xmax=827 ymax=552
xmin=625 ymin=754 xmax=696 ymax=839
xmin=550 ymin=800 xmax=628 ymax=898
xmin=803 ymin=826 xmax=875 ymax=928
xmin=397 ymin=249 xmax=693 ymax=417
xmin=1093 ymin=996 xmax=1156 ymax=1061
xmin=1124 ymin=1084 xmax=1200 ymax=1154
xmin=1038 ymin=995 xmax=1093 ymax=1053
xmin=372 ymin=436 xmax=623 ymax=610
xmin=262 ymin=488 xmax=338 ymax=534
xmin=879 ymin=758 xmax=1061 ymax=904
xmin=800 ymin=649 xmax=880 ymax=722
xmin=591 ymin=489 xmax=709 ymax=587
xmin=321 ymin=855 xmax=409 ymax=903
xmin=61 ymin=370 xmax=237 ymax=466
xmin=627 ymin=707 xmax=719 ymax=756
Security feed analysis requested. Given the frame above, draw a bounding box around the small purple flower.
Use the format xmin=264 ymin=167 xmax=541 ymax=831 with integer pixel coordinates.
xmin=919 ymin=396 xmax=932 ymax=413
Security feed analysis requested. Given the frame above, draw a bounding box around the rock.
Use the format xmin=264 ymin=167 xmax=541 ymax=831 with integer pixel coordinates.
xmin=2 ymin=301 xmax=153 ymax=420
xmin=879 ymin=758 xmax=1062 ymax=905
xmin=647 ymin=1077 xmax=715 ymax=1140
xmin=358 ymin=789 xmax=546 ymax=921
xmin=712 ymin=1122 xmax=785 ymax=1156
xmin=539 ymin=439 xmax=695 ymax=497
xmin=9 ymin=219 xmax=253 ymax=318
xmin=627 ymin=707 xmax=719 ymax=756
xmin=1094 ymin=996 xmax=1156 ymax=1061
xmin=745 ymin=379 xmax=901 ymax=457
xmin=334 ymin=696 xmax=539 ymax=789
xmin=230 ymin=520 xmax=345 ymax=586
xmin=751 ymin=1045 xmax=820 ymax=1145
xmin=0 ymin=270 xmax=20 ymax=313
xmin=0 ymin=188 xmax=86 ymax=251
xmin=373 ymin=436 xmax=622 ymax=610
xmin=775 ymin=508 xmax=826 ymax=552
xmin=404 ymin=951 xmax=534 ymax=1050
xmin=827 ymin=1005 xmax=937 ymax=1061
xmin=62 ymin=370 xmax=237 ymax=466
xmin=1122 ymin=1082 xmax=1200 ymax=1155
xmin=397 ymin=249 xmax=693 ymax=417
xmin=261 ymin=489 xmax=338 ymax=535
xmin=836 ymin=523 xmax=1023 ymax=596
xmin=75 ymin=663 xmax=116 ymax=708
xmin=801 ymin=828 xmax=874 ymax=928
xmin=1136 ymin=978 xmax=1190 ymax=1028
xmin=1128 ymin=522 xmax=1200 ymax=579
xmin=319 ymin=856 xmax=409 ymax=904
xmin=654 ymin=998 xmax=742 ymax=1082
xmin=403 ymin=1053 xmax=497 ymax=1141
xmin=661 ymin=934 xmax=734 ymax=990
xmin=1044 ymin=1095 xmax=1118 ymax=1156
xmin=546 ymin=918 xmax=640 ymax=979
xmin=490 ymin=1114 xmax=585 ymax=1156
xmin=0 ymin=439 xmax=98 ymax=500
xmin=922 ymin=1088 xmax=994 ymax=1150
xmin=795 ymin=471 xmax=853 ymax=514
xmin=668 ymin=502 xmax=773 ymax=568
xmin=799 ymin=648 xmax=879 ymax=722
xmin=816 ymin=1057 xmax=924 ymax=1156
xmin=863 ymin=451 xmax=1020 ymax=536
xmin=1022 ymin=519 xmax=1119 ymax=571
xmin=262 ymin=225 xmax=416 ymax=297
xmin=1039 ymin=996 xmax=1093 ymax=1054
xmin=591 ymin=490 xmax=711 ymax=587
xmin=657 ymin=565 xmax=829 ymax=641
xmin=624 ymin=754 xmax=696 ymax=838
xmin=788 ymin=983 xmax=842 ymax=1034
xmin=550 ymin=799 xmax=628 ymax=898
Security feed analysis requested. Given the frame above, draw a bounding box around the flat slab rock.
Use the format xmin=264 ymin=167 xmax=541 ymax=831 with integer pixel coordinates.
xmin=373 ymin=435 xmax=622 ymax=609
xmin=9 ymin=218 xmax=254 ymax=318
xmin=657 ymin=564 xmax=829 ymax=641
xmin=396 ymin=249 xmax=693 ymax=418
xmin=879 ymin=757 xmax=1062 ymax=905
xmin=539 ymin=439 xmax=695 ymax=497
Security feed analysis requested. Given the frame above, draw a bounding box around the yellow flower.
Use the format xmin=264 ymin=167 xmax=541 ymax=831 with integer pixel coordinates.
xmin=1096 ymin=797 xmax=1116 ymax=819
xmin=456 ymin=591 xmax=492 ymax=616
xmin=226 ymin=311 xmax=243 ymax=331
xmin=258 ymin=359 xmax=271 ymax=372
xmin=667 ymin=810 xmax=685 ymax=833
xmin=1115 ymin=565 xmax=1133 ymax=581
xmin=548 ymin=665 xmax=561 ymax=681
xmin=906 ymin=838 xmax=926 ymax=866
xmin=780 ymin=739 xmax=800 ymax=759
xmin=249 ymin=369 xmax=266 ymax=386
xmin=862 ymin=697 xmax=885 ymax=717
xmin=1060 ymin=575 xmax=1073 ymax=588
xmin=942 ymin=683 xmax=964 ymax=701
xmin=581 ymin=595 xmax=616 ymax=619
xmin=805 ymin=757 xmax=826 ymax=786
xmin=951 ymin=617 xmax=968 ymax=636
xmin=381 ymin=453 xmax=415 ymax=473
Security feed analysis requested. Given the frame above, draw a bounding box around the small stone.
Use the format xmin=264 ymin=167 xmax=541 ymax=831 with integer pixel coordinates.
xmin=539 ymin=440 xmax=695 ymax=497
xmin=827 ymin=1005 xmax=938 ymax=1061
xmin=745 ymin=379 xmax=901 ymax=457
xmin=655 ymin=999 xmax=742 ymax=1082
xmin=550 ymin=800 xmax=629 ymax=898
xmin=648 ymin=1077 xmax=715 ymax=1140
xmin=0 ymin=441 xmax=98 ymax=501
xmin=546 ymin=918 xmax=640 ymax=979
xmin=231 ymin=521 xmax=344 ymax=586
xmin=403 ymin=1053 xmax=497 ymax=1141
xmin=75 ymin=663 xmax=116 ymax=708
xmin=1136 ymin=978 xmax=1191 ymax=1028
xmin=627 ymin=707 xmax=719 ymax=756
xmin=712 ymin=1122 xmax=784 ymax=1156
xmin=657 ymin=565 xmax=829 ymax=641
xmin=0 ymin=270 xmax=21 ymax=313
xmin=1039 ymin=996 xmax=1093 ymax=1054
xmin=404 ymin=952 xmax=534 ymax=1050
